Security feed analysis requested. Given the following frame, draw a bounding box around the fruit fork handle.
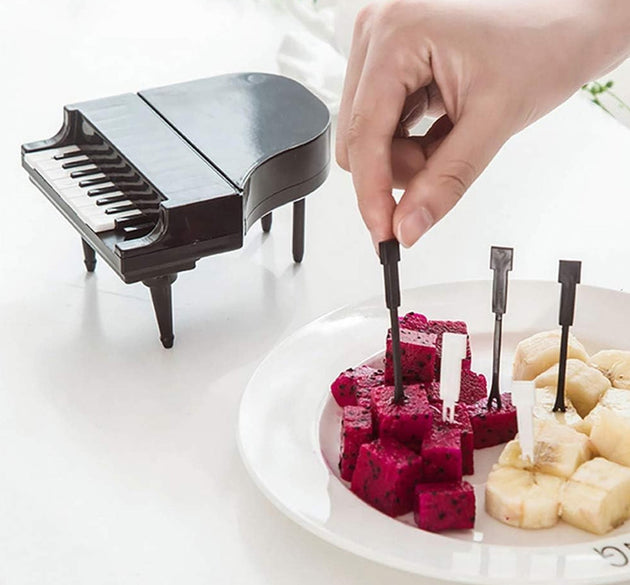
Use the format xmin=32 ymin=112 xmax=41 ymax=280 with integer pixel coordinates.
xmin=379 ymin=239 xmax=405 ymax=404
xmin=488 ymin=315 xmax=503 ymax=409
xmin=487 ymin=246 xmax=513 ymax=410
xmin=553 ymin=260 xmax=582 ymax=412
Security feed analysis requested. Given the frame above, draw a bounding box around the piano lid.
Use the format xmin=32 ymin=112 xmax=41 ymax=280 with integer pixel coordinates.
xmin=138 ymin=73 xmax=331 ymax=191
xmin=65 ymin=93 xmax=237 ymax=208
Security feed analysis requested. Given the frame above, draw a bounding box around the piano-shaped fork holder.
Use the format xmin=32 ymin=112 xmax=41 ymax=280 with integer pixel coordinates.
xmin=21 ymin=73 xmax=331 ymax=348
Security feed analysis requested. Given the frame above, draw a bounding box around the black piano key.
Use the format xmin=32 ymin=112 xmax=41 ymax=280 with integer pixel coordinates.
xmin=114 ymin=215 xmax=155 ymax=230
xmin=53 ymin=149 xmax=83 ymax=160
xmin=62 ymin=158 xmax=93 ymax=169
xmin=106 ymin=202 xmax=160 ymax=215
xmin=90 ymin=157 xmax=121 ymax=168
xmin=70 ymin=168 xmax=101 ymax=179
xmin=96 ymin=195 xmax=127 ymax=206
xmin=79 ymin=176 xmax=110 ymax=188
xmin=105 ymin=204 xmax=136 ymax=215
xmin=88 ymin=185 xmax=119 ymax=197
xmin=122 ymin=222 xmax=156 ymax=239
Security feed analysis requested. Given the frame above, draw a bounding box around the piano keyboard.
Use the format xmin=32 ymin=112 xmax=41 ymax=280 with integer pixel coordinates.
xmin=24 ymin=145 xmax=142 ymax=233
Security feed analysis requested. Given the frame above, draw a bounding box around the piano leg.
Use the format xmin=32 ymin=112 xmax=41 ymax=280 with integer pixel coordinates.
xmin=81 ymin=239 xmax=97 ymax=272
xmin=292 ymin=199 xmax=305 ymax=263
xmin=261 ymin=213 xmax=272 ymax=233
xmin=142 ymin=274 xmax=178 ymax=349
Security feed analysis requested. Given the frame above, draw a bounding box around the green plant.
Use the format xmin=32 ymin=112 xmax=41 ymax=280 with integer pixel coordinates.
xmin=582 ymin=80 xmax=630 ymax=118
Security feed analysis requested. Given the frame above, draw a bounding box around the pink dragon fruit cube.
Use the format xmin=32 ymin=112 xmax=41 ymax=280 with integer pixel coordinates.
xmin=426 ymin=366 xmax=484 ymax=405
xmin=424 ymin=381 xmax=441 ymax=404
xmin=459 ymin=368 xmax=488 ymax=405
xmin=467 ymin=393 xmax=517 ymax=449
xmin=339 ymin=406 xmax=374 ymax=481
xmin=331 ymin=365 xmax=384 ymax=408
xmin=351 ymin=438 xmax=423 ymax=517
xmin=385 ymin=328 xmax=437 ymax=385
xmin=426 ymin=320 xmax=472 ymax=376
xmin=399 ymin=312 xmax=428 ymax=331
xmin=453 ymin=405 xmax=474 ymax=475
xmin=370 ymin=384 xmax=433 ymax=451
xmin=421 ymin=425 xmax=462 ymax=483
xmin=414 ymin=481 xmax=476 ymax=532
xmin=427 ymin=402 xmax=474 ymax=475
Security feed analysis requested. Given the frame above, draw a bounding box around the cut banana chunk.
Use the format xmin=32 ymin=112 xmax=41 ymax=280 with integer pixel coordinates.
xmin=535 ymin=359 xmax=610 ymax=418
xmin=534 ymin=386 xmax=584 ymax=430
xmin=590 ymin=408 xmax=630 ymax=467
xmin=513 ymin=330 xmax=589 ymax=381
xmin=485 ymin=464 xmax=564 ymax=529
xmin=590 ymin=350 xmax=630 ymax=390
xmin=560 ymin=457 xmax=630 ymax=534
xmin=498 ymin=420 xmax=592 ymax=479
xmin=577 ymin=388 xmax=630 ymax=435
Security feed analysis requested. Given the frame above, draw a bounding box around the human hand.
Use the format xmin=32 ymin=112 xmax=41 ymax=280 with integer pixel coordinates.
xmin=336 ymin=0 xmax=630 ymax=249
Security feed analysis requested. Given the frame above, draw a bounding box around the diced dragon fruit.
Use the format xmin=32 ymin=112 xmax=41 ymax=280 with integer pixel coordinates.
xmin=331 ymin=365 xmax=384 ymax=407
xmin=421 ymin=424 xmax=462 ymax=483
xmin=467 ymin=393 xmax=517 ymax=449
xmin=351 ymin=438 xmax=423 ymax=517
xmin=428 ymin=402 xmax=475 ymax=475
xmin=459 ymin=368 xmax=488 ymax=405
xmin=421 ymin=364 xmax=485 ymax=407
xmin=339 ymin=406 xmax=373 ymax=481
xmin=424 ymin=381 xmax=442 ymax=404
xmin=385 ymin=328 xmax=437 ymax=384
xmin=453 ymin=405 xmax=474 ymax=475
xmin=399 ymin=312 xmax=428 ymax=331
xmin=414 ymin=481 xmax=476 ymax=532
xmin=354 ymin=387 xmax=373 ymax=409
xmin=426 ymin=320 xmax=472 ymax=376
xmin=371 ymin=384 xmax=433 ymax=450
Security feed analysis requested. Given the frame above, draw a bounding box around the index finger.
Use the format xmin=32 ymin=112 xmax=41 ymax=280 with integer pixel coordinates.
xmin=346 ymin=46 xmax=431 ymax=246
xmin=346 ymin=57 xmax=407 ymax=244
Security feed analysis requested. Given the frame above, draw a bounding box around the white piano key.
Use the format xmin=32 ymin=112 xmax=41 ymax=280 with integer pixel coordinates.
xmin=23 ymin=145 xmax=79 ymax=163
xmin=52 ymin=173 xmax=107 ymax=189
xmin=45 ymin=165 xmax=98 ymax=180
xmin=58 ymin=183 xmax=116 ymax=199
xmin=79 ymin=209 xmax=141 ymax=233
xmin=72 ymin=195 xmax=128 ymax=210
xmin=34 ymin=154 xmax=90 ymax=172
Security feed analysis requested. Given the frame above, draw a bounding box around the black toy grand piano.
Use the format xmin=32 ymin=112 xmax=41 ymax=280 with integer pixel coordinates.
xmin=21 ymin=73 xmax=331 ymax=347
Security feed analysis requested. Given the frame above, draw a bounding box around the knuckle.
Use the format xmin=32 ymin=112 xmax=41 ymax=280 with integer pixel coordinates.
xmin=346 ymin=110 xmax=370 ymax=149
xmin=354 ymin=4 xmax=376 ymax=37
xmin=374 ymin=0 xmax=413 ymax=30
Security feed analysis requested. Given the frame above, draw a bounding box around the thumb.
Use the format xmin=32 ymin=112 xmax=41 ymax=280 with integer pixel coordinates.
xmin=393 ymin=110 xmax=509 ymax=247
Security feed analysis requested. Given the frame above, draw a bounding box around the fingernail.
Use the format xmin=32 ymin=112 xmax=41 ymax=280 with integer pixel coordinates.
xmin=396 ymin=208 xmax=433 ymax=248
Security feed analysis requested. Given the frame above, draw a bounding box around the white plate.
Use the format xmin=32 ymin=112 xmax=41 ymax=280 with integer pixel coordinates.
xmin=237 ymin=280 xmax=630 ymax=584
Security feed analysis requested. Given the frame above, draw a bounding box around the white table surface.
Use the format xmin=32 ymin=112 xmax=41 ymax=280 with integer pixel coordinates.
xmin=3 ymin=1 xmax=630 ymax=583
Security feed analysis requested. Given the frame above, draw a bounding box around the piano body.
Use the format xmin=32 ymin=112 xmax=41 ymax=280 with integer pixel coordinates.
xmin=21 ymin=73 xmax=331 ymax=347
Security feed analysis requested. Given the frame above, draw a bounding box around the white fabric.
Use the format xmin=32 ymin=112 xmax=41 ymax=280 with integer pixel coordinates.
xmin=277 ymin=0 xmax=368 ymax=114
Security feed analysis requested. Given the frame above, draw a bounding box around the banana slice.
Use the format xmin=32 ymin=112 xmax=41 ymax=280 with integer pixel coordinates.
xmin=485 ymin=464 xmax=564 ymax=529
xmin=560 ymin=457 xmax=630 ymax=534
xmin=534 ymin=359 xmax=610 ymax=418
xmin=533 ymin=386 xmax=584 ymax=430
xmin=577 ymin=388 xmax=630 ymax=435
xmin=513 ymin=330 xmax=589 ymax=381
xmin=590 ymin=350 xmax=630 ymax=389
xmin=590 ymin=407 xmax=630 ymax=467
xmin=498 ymin=420 xmax=592 ymax=479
